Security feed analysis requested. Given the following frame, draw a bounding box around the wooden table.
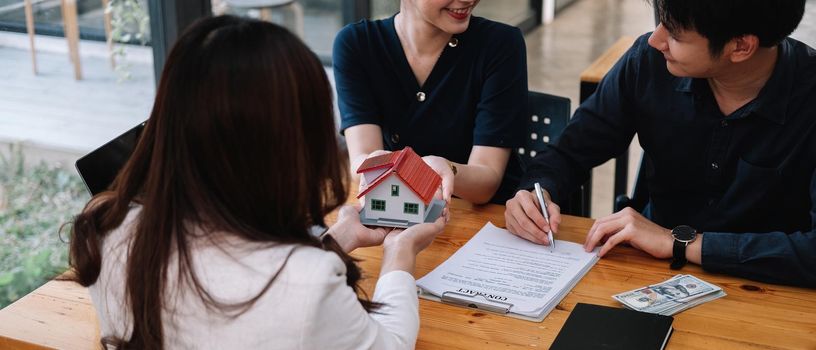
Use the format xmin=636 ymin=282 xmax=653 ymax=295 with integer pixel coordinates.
xmin=579 ymin=36 xmax=635 ymax=102
xmin=0 ymin=275 xmax=98 ymax=350
xmin=1 ymin=199 xmax=815 ymax=349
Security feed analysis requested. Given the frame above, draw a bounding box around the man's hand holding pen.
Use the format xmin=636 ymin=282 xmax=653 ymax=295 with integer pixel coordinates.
xmin=504 ymin=186 xmax=561 ymax=246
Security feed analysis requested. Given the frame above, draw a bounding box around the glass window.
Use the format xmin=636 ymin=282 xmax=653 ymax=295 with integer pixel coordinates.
xmin=0 ymin=0 xmax=154 ymax=310
xmin=391 ymin=184 xmax=399 ymax=196
xmin=0 ymin=0 xmax=114 ymax=41
xmin=404 ymin=202 xmax=419 ymax=215
xmin=372 ymin=199 xmax=386 ymax=211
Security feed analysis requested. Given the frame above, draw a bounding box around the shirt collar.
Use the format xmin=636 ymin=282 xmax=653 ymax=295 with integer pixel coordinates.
xmin=750 ymin=39 xmax=795 ymax=125
xmin=672 ymin=39 xmax=795 ymax=124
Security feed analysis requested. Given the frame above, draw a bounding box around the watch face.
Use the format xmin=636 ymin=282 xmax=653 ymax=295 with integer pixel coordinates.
xmin=672 ymin=225 xmax=697 ymax=242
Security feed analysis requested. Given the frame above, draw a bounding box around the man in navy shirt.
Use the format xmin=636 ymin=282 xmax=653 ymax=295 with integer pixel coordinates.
xmin=505 ymin=0 xmax=816 ymax=287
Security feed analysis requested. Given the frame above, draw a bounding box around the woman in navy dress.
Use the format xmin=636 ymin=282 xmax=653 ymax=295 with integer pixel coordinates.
xmin=334 ymin=0 xmax=527 ymax=204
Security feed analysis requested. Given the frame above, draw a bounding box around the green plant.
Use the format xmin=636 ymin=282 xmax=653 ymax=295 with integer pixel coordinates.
xmin=108 ymin=0 xmax=151 ymax=81
xmin=0 ymin=146 xmax=89 ymax=309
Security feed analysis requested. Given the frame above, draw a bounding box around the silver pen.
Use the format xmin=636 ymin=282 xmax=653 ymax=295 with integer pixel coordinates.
xmin=534 ymin=182 xmax=555 ymax=251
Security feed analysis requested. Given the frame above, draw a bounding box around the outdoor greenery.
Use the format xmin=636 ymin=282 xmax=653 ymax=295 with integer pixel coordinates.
xmin=0 ymin=147 xmax=89 ymax=309
xmin=108 ymin=0 xmax=151 ymax=81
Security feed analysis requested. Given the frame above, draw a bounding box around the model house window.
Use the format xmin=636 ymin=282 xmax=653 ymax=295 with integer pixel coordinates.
xmin=404 ymin=202 xmax=419 ymax=215
xmin=391 ymin=184 xmax=399 ymax=196
xmin=372 ymin=199 xmax=386 ymax=211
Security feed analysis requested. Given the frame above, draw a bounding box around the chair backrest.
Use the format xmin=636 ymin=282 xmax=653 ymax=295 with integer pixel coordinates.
xmin=519 ymin=91 xmax=570 ymax=167
xmin=614 ymin=153 xmax=650 ymax=213
xmin=522 ymin=91 xmax=590 ymax=217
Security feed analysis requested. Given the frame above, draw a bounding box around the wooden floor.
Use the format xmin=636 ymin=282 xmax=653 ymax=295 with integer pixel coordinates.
xmin=0 ymin=32 xmax=153 ymax=166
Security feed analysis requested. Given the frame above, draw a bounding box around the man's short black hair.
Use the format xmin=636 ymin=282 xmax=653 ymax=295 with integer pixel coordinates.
xmin=653 ymin=0 xmax=806 ymax=56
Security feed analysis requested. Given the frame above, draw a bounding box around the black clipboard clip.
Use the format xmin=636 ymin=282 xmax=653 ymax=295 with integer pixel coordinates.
xmin=441 ymin=291 xmax=514 ymax=314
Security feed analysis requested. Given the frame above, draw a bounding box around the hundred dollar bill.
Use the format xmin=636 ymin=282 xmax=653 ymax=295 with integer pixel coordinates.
xmin=613 ymin=275 xmax=724 ymax=314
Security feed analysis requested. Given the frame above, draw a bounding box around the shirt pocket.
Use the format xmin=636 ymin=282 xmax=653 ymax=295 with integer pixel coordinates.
xmin=720 ymin=157 xmax=782 ymax=209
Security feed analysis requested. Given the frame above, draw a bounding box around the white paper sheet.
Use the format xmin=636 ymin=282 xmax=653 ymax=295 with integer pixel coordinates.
xmin=417 ymin=222 xmax=598 ymax=318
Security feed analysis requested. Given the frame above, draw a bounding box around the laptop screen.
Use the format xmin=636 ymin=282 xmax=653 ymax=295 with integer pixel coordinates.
xmin=75 ymin=122 xmax=145 ymax=195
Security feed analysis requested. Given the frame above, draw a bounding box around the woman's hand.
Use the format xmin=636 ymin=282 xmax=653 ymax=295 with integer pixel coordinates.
xmin=384 ymin=215 xmax=447 ymax=254
xmin=327 ymin=205 xmax=392 ymax=253
xmin=421 ymin=155 xmax=455 ymax=203
xmin=380 ymin=210 xmax=448 ymax=274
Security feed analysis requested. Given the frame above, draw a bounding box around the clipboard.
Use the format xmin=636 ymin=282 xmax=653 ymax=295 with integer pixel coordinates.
xmin=415 ymin=222 xmax=599 ymax=323
xmin=417 ymin=287 xmax=556 ymax=322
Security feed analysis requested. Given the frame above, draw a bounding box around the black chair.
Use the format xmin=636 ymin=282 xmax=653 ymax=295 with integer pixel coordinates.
xmin=519 ymin=91 xmax=591 ymax=217
xmin=614 ymin=154 xmax=650 ymax=213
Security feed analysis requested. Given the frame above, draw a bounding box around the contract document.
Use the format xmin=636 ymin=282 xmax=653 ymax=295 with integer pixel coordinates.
xmin=416 ymin=222 xmax=599 ymax=322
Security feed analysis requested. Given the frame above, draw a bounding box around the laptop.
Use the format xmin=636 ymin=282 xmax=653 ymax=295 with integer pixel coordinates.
xmin=75 ymin=122 xmax=146 ymax=196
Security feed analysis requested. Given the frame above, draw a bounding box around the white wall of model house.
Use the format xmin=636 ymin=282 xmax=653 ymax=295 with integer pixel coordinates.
xmin=362 ymin=174 xmax=427 ymax=223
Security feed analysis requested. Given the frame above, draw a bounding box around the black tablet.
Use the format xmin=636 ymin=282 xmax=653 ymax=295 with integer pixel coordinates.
xmin=75 ymin=122 xmax=146 ymax=195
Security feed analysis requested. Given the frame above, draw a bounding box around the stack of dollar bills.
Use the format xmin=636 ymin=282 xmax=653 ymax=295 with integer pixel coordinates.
xmin=612 ymin=274 xmax=726 ymax=316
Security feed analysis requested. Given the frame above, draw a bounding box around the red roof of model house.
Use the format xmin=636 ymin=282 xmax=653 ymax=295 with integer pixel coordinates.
xmin=356 ymin=147 xmax=442 ymax=205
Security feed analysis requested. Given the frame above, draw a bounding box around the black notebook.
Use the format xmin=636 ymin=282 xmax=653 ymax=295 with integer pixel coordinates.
xmin=550 ymin=303 xmax=674 ymax=350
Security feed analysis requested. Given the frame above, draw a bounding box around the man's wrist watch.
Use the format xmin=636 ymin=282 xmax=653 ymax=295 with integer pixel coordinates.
xmin=670 ymin=225 xmax=698 ymax=270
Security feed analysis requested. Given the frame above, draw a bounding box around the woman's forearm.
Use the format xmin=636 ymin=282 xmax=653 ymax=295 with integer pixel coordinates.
xmin=345 ymin=124 xmax=386 ymax=177
xmin=451 ymin=162 xmax=503 ymax=204
xmin=380 ymin=244 xmax=417 ymax=275
xmin=451 ymin=146 xmax=511 ymax=204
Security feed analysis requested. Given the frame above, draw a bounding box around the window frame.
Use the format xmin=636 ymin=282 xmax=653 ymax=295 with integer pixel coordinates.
xmin=371 ymin=199 xmax=386 ymax=211
xmin=403 ymin=202 xmax=419 ymax=215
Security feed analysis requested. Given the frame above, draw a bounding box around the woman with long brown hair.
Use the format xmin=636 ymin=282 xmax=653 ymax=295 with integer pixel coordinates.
xmin=69 ymin=15 xmax=445 ymax=349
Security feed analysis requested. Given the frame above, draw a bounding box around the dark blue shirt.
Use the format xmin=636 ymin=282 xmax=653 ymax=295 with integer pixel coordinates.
xmin=333 ymin=16 xmax=527 ymax=203
xmin=521 ymin=34 xmax=816 ymax=287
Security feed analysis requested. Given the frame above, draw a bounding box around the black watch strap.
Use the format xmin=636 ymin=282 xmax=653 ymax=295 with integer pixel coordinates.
xmin=671 ymin=240 xmax=687 ymax=270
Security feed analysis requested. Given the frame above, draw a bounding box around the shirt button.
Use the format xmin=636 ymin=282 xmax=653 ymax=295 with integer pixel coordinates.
xmin=708 ymin=198 xmax=715 ymax=206
xmin=448 ymin=37 xmax=459 ymax=48
xmin=391 ymin=133 xmax=400 ymax=144
xmin=721 ymin=120 xmax=729 ymax=127
xmin=416 ymin=92 xmax=426 ymax=102
xmin=711 ymin=162 xmax=719 ymax=170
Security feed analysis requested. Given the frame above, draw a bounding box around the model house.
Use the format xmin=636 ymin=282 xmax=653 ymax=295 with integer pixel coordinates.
xmin=356 ymin=147 xmax=446 ymax=228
